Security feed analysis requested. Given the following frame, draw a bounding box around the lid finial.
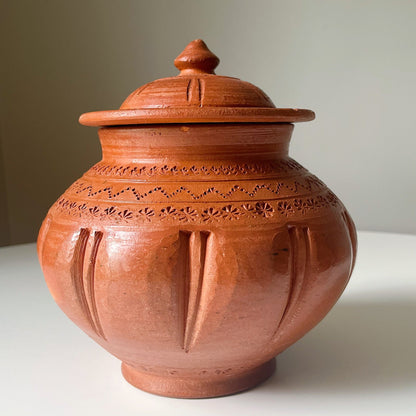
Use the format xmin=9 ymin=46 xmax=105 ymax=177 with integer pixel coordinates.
xmin=174 ymin=39 xmax=220 ymax=75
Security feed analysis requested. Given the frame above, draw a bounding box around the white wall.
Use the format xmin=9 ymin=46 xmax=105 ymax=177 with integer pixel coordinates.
xmin=1 ymin=0 xmax=415 ymax=244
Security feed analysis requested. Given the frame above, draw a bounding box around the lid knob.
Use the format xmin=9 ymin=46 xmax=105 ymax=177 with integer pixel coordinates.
xmin=174 ymin=39 xmax=220 ymax=75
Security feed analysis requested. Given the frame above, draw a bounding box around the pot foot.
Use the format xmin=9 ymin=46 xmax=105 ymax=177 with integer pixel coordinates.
xmin=121 ymin=358 xmax=276 ymax=399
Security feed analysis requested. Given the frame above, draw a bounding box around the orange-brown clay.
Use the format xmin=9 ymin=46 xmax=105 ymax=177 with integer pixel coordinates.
xmin=38 ymin=39 xmax=356 ymax=399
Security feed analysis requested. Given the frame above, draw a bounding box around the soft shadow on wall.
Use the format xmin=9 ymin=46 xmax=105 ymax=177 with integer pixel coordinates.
xmin=1 ymin=0 xmax=416 ymax=245
xmin=0 ymin=1 xmax=162 ymax=245
xmin=0 ymin=1 xmax=212 ymax=246
xmin=0 ymin=138 xmax=10 ymax=246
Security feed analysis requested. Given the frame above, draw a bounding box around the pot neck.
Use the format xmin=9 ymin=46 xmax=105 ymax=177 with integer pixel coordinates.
xmin=98 ymin=123 xmax=293 ymax=163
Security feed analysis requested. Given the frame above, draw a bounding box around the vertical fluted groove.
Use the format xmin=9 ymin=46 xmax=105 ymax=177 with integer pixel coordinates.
xmin=178 ymin=231 xmax=192 ymax=350
xmin=342 ymin=211 xmax=357 ymax=274
xmin=178 ymin=230 xmax=211 ymax=352
xmin=186 ymin=79 xmax=191 ymax=102
xmin=184 ymin=231 xmax=210 ymax=352
xmin=274 ymin=225 xmax=310 ymax=336
xmin=86 ymin=231 xmax=106 ymax=340
xmin=185 ymin=78 xmax=200 ymax=106
xmin=197 ymin=79 xmax=202 ymax=106
xmin=71 ymin=228 xmax=105 ymax=340
xmin=71 ymin=229 xmax=95 ymax=333
xmin=38 ymin=217 xmax=51 ymax=269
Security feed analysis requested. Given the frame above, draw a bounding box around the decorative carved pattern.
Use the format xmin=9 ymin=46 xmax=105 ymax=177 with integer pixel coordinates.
xmin=86 ymin=231 xmax=106 ymax=339
xmin=274 ymin=225 xmax=310 ymax=338
xmin=87 ymin=158 xmax=305 ymax=178
xmin=176 ymin=231 xmax=211 ymax=352
xmin=71 ymin=228 xmax=106 ymax=340
xmin=68 ymin=176 xmax=326 ymax=203
xmin=186 ymin=78 xmax=203 ymax=106
xmin=136 ymin=364 xmax=252 ymax=377
xmin=51 ymin=190 xmax=341 ymax=225
xmin=342 ymin=210 xmax=357 ymax=273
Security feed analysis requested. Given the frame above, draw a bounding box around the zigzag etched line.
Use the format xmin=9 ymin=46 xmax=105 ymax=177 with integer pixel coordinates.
xmin=72 ymin=177 xmax=324 ymax=201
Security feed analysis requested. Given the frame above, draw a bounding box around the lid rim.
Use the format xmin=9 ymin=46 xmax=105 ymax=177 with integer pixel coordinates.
xmin=79 ymin=108 xmax=315 ymax=127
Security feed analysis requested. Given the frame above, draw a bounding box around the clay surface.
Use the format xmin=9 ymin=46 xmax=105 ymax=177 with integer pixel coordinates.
xmin=38 ymin=40 xmax=356 ymax=399
xmin=79 ymin=39 xmax=314 ymax=126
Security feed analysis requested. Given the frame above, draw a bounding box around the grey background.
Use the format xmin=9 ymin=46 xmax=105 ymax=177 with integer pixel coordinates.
xmin=1 ymin=0 xmax=415 ymax=245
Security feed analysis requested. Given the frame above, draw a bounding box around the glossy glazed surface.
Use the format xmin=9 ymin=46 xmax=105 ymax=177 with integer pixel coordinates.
xmin=38 ymin=123 xmax=356 ymax=397
xmin=38 ymin=40 xmax=356 ymax=398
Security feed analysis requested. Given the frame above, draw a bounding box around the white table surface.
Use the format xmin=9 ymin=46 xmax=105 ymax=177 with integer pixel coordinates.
xmin=1 ymin=231 xmax=415 ymax=415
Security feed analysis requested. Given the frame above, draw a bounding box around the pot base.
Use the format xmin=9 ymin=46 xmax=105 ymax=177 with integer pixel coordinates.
xmin=121 ymin=359 xmax=276 ymax=399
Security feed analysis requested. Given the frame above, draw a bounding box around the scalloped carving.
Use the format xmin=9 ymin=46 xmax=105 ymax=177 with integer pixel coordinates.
xmin=88 ymin=159 xmax=305 ymax=178
xmin=52 ymin=190 xmax=341 ymax=225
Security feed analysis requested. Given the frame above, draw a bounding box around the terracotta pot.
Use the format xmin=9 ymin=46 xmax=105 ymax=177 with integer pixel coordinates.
xmin=38 ymin=40 xmax=357 ymax=398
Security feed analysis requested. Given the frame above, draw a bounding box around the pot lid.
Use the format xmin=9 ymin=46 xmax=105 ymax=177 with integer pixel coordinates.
xmin=79 ymin=39 xmax=315 ymax=126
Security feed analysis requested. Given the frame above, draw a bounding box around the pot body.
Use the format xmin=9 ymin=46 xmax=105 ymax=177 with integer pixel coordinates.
xmin=38 ymin=123 xmax=356 ymax=398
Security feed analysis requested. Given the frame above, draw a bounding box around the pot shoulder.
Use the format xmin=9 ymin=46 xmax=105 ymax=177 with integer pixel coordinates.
xmin=41 ymin=157 xmax=351 ymax=229
xmin=37 ymin=157 xmax=356 ymax=368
